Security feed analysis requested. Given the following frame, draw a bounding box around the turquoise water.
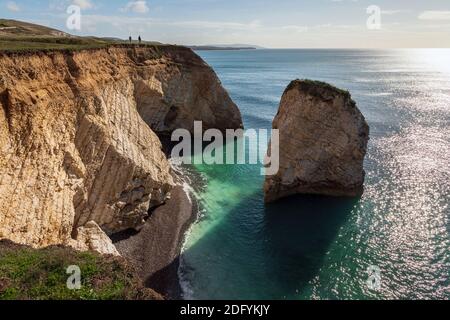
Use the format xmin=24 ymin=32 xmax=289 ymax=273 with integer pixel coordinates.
xmin=179 ymin=49 xmax=450 ymax=300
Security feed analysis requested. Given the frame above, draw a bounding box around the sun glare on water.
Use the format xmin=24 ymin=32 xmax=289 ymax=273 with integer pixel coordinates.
xmin=408 ymin=48 xmax=450 ymax=75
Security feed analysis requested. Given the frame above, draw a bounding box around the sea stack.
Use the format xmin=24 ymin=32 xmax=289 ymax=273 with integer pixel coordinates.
xmin=264 ymin=79 xmax=369 ymax=203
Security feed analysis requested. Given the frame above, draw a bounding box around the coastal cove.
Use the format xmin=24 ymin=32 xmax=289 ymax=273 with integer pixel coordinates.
xmin=178 ymin=49 xmax=450 ymax=300
xmin=0 ymin=6 xmax=448 ymax=303
xmin=0 ymin=40 xmax=448 ymax=301
xmin=0 ymin=43 xmax=243 ymax=299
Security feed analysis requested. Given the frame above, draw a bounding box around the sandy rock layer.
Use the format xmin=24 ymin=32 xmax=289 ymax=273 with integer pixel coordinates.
xmin=265 ymin=80 xmax=369 ymax=203
xmin=0 ymin=46 xmax=242 ymax=250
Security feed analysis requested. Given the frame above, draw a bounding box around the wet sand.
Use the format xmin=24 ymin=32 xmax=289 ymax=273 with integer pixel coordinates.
xmin=112 ymin=185 xmax=196 ymax=299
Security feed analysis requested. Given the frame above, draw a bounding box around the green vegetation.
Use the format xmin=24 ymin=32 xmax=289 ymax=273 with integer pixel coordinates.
xmin=0 ymin=37 xmax=110 ymax=52
xmin=287 ymin=79 xmax=351 ymax=98
xmin=0 ymin=240 xmax=162 ymax=300
xmin=0 ymin=37 xmax=167 ymax=53
xmin=0 ymin=18 xmax=68 ymax=36
xmin=0 ymin=19 xmax=163 ymax=53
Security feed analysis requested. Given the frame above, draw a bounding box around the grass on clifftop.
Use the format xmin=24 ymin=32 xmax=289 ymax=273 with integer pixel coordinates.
xmin=0 ymin=19 xmax=164 ymax=53
xmin=0 ymin=37 xmax=110 ymax=52
xmin=0 ymin=38 xmax=166 ymax=53
xmin=0 ymin=36 xmax=149 ymax=53
xmin=0 ymin=240 xmax=162 ymax=300
xmin=0 ymin=19 xmax=107 ymax=52
xmin=287 ymin=79 xmax=351 ymax=98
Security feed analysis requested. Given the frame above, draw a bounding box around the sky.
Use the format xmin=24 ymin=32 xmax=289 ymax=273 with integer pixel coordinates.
xmin=1 ymin=0 xmax=450 ymax=48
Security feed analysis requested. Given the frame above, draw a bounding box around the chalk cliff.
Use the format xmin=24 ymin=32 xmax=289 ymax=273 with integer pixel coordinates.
xmin=0 ymin=45 xmax=242 ymax=254
xmin=264 ymin=80 xmax=369 ymax=203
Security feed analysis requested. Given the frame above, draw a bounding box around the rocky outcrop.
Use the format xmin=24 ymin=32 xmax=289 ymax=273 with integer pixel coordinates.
xmin=0 ymin=45 xmax=242 ymax=251
xmin=69 ymin=221 xmax=120 ymax=256
xmin=131 ymin=46 xmax=243 ymax=136
xmin=114 ymin=185 xmax=194 ymax=298
xmin=264 ymin=80 xmax=369 ymax=203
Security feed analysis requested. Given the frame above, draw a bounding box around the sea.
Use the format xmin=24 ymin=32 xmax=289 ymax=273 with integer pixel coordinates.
xmin=177 ymin=49 xmax=450 ymax=300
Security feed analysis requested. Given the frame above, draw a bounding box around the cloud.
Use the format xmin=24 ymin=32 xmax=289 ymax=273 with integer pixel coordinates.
xmin=419 ymin=11 xmax=450 ymax=21
xmin=6 ymin=1 xmax=20 ymax=12
xmin=82 ymin=14 xmax=262 ymax=31
xmin=122 ymin=1 xmax=149 ymax=14
xmin=72 ymin=0 xmax=93 ymax=10
xmin=171 ymin=19 xmax=262 ymax=30
xmin=381 ymin=10 xmax=406 ymax=15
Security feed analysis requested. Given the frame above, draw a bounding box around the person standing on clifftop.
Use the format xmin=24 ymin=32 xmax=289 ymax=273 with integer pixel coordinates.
xmin=138 ymin=36 xmax=142 ymax=44
xmin=129 ymin=36 xmax=132 ymax=44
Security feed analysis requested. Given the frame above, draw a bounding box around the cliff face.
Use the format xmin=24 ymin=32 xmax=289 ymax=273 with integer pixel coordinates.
xmin=0 ymin=46 xmax=242 ymax=252
xmin=133 ymin=46 xmax=243 ymax=135
xmin=265 ymin=80 xmax=369 ymax=203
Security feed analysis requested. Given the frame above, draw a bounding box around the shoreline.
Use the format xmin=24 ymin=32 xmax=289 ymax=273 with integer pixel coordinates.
xmin=112 ymin=176 xmax=198 ymax=300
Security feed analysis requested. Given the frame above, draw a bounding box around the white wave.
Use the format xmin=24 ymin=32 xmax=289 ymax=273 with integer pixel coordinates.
xmin=182 ymin=182 xmax=193 ymax=204
xmin=169 ymin=159 xmax=205 ymax=300
xmin=178 ymin=227 xmax=196 ymax=300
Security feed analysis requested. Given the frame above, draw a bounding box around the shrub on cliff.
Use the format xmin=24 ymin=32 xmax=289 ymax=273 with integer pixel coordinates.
xmin=0 ymin=240 xmax=162 ymax=300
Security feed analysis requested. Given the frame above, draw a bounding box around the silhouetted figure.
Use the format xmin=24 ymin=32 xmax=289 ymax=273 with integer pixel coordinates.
xmin=129 ymin=36 xmax=132 ymax=44
xmin=138 ymin=36 xmax=142 ymax=44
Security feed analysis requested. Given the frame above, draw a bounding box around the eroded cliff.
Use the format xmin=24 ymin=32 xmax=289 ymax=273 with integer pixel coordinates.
xmin=265 ymin=80 xmax=369 ymax=203
xmin=0 ymin=45 xmax=242 ymax=253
